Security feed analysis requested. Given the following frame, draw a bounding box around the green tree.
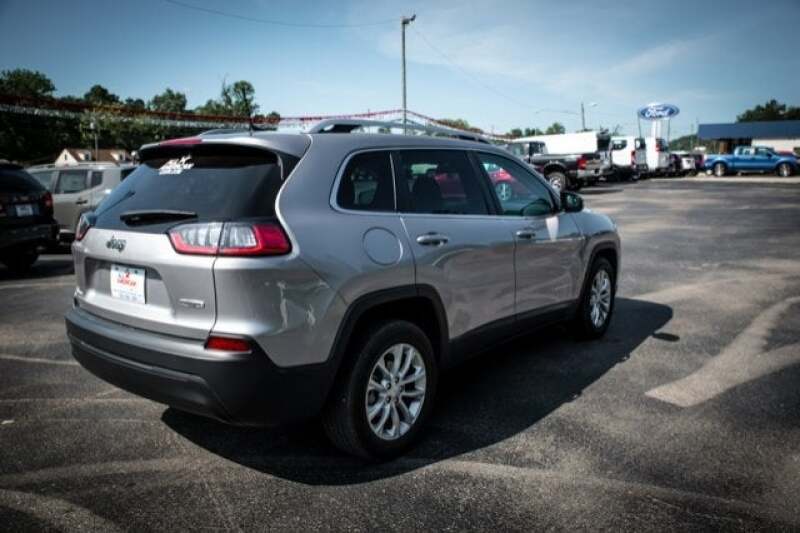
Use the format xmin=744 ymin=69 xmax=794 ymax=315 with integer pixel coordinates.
xmin=0 ymin=69 xmax=82 ymax=163
xmin=508 ymin=128 xmax=523 ymax=138
xmin=124 ymin=97 xmax=146 ymax=110
xmin=545 ymin=122 xmax=565 ymax=135
xmin=225 ymin=80 xmax=258 ymax=118
xmin=437 ymin=118 xmax=483 ymax=133
xmin=84 ymin=84 xmax=120 ymax=106
xmin=195 ymin=80 xmax=259 ymax=118
xmin=737 ymin=99 xmax=800 ymax=122
xmin=0 ymin=68 xmax=55 ymax=98
xmin=148 ymin=88 xmax=187 ymax=113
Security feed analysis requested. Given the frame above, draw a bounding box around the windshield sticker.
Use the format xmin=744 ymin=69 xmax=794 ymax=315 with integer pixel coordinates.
xmin=159 ymin=155 xmax=194 ymax=175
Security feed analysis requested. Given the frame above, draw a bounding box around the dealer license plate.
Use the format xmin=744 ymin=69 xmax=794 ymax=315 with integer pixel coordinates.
xmin=110 ymin=264 xmax=145 ymax=304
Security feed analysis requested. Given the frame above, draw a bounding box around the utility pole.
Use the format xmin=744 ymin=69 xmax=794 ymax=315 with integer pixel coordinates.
xmin=401 ymin=14 xmax=416 ymax=132
xmin=581 ymin=102 xmax=586 ymax=131
xmin=90 ymin=120 xmax=98 ymax=161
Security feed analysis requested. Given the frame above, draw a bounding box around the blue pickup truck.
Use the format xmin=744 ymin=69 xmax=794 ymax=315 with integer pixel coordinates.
xmin=705 ymin=146 xmax=798 ymax=177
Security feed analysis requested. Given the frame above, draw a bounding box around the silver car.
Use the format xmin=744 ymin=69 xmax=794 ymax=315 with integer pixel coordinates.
xmin=27 ymin=163 xmax=137 ymax=242
xmin=65 ymin=121 xmax=620 ymax=459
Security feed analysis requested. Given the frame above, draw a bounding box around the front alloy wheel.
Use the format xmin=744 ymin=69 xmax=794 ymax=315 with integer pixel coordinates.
xmin=589 ymin=269 xmax=612 ymax=328
xmin=365 ymin=343 xmax=426 ymax=440
xmin=777 ymin=163 xmax=792 ymax=177
xmin=714 ymin=163 xmax=726 ymax=177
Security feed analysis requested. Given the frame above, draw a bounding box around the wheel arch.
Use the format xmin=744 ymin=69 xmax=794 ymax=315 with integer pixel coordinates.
xmin=578 ymin=243 xmax=619 ymax=304
xmin=320 ymin=284 xmax=449 ymax=405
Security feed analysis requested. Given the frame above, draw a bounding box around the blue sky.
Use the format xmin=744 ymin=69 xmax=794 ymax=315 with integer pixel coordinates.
xmin=1 ymin=0 xmax=799 ymax=136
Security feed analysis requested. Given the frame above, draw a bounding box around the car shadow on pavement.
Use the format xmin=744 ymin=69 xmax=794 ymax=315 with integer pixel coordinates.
xmin=0 ymin=255 xmax=74 ymax=282
xmin=164 ymin=297 xmax=672 ymax=485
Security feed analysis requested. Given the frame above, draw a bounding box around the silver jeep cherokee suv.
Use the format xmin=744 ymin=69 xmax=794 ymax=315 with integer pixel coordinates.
xmin=66 ymin=121 xmax=620 ymax=459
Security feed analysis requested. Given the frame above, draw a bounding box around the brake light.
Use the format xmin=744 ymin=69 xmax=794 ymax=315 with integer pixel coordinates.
xmin=160 ymin=137 xmax=203 ymax=146
xmin=75 ymin=213 xmax=92 ymax=241
xmin=168 ymin=222 xmax=222 ymax=255
xmin=631 ymin=150 xmax=636 ymax=166
xmin=42 ymin=191 xmax=53 ymax=214
xmin=577 ymin=156 xmax=587 ymax=170
xmin=205 ymin=335 xmax=252 ymax=352
xmin=168 ymin=222 xmax=290 ymax=256
xmin=219 ymin=223 xmax=291 ymax=256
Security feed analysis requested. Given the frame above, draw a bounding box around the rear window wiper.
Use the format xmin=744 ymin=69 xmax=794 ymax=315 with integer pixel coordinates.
xmin=120 ymin=209 xmax=198 ymax=226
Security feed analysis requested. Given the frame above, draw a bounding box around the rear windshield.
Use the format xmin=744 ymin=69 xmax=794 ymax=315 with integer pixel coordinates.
xmin=93 ymin=144 xmax=293 ymax=233
xmin=1 ymin=168 xmax=46 ymax=195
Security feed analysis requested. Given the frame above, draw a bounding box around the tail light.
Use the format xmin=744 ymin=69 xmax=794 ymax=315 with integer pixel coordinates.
xmin=168 ymin=221 xmax=291 ymax=256
xmin=577 ymin=156 xmax=587 ymax=170
xmin=75 ymin=213 xmax=92 ymax=241
xmin=631 ymin=150 xmax=636 ymax=166
xmin=42 ymin=192 xmax=53 ymax=215
xmin=205 ymin=335 xmax=252 ymax=352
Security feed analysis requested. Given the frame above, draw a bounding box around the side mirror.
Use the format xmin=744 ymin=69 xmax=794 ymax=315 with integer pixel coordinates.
xmin=561 ymin=191 xmax=583 ymax=213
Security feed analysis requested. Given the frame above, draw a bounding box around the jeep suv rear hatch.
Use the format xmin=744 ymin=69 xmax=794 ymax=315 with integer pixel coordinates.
xmin=73 ymin=142 xmax=298 ymax=340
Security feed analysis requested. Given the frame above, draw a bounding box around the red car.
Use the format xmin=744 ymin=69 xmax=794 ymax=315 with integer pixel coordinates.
xmin=432 ymin=163 xmax=528 ymax=202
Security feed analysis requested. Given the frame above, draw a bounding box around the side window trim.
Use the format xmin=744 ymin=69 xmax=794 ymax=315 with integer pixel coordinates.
xmin=473 ymin=151 xmax=559 ymax=217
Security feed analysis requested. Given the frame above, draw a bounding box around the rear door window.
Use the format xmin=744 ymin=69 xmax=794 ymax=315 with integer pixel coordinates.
xmin=336 ymin=151 xmax=394 ymax=211
xmin=55 ymin=170 xmax=89 ymax=194
xmin=93 ymin=144 xmax=292 ymax=233
xmin=28 ymin=170 xmax=55 ymax=189
xmin=393 ymin=150 xmax=490 ymax=215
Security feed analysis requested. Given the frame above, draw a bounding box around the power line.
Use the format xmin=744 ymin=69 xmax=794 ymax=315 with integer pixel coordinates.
xmin=162 ymin=0 xmax=397 ymax=28
xmin=411 ymin=27 xmax=578 ymax=118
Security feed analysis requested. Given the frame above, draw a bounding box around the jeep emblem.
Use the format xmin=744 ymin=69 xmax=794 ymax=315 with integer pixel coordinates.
xmin=106 ymin=236 xmax=126 ymax=252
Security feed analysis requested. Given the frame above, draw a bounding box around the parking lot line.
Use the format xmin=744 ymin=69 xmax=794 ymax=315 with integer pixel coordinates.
xmin=0 ymin=354 xmax=78 ymax=366
xmin=646 ymin=296 xmax=800 ymax=407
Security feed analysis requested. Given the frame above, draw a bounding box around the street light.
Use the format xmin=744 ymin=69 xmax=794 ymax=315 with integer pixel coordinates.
xmin=401 ymin=14 xmax=416 ymax=132
xmin=581 ymin=101 xmax=597 ymax=131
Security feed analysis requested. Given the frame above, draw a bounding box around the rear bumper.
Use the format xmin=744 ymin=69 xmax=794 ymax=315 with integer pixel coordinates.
xmin=0 ymin=222 xmax=58 ymax=251
xmin=65 ymin=306 xmax=333 ymax=426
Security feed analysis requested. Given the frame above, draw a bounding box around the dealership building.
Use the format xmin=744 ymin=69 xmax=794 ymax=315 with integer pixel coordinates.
xmin=697 ymin=120 xmax=800 ymax=154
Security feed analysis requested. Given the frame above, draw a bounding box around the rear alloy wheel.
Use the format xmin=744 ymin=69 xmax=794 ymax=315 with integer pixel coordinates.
xmin=494 ymin=181 xmax=513 ymax=201
xmin=322 ymin=320 xmax=437 ymax=459
xmin=547 ymin=172 xmax=566 ymax=192
xmin=573 ymin=257 xmax=615 ymax=339
xmin=713 ymin=162 xmax=726 ymax=177
xmin=777 ymin=163 xmax=793 ymax=177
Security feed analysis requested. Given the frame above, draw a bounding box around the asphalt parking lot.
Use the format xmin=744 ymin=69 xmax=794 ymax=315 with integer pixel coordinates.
xmin=1 ymin=179 xmax=799 ymax=531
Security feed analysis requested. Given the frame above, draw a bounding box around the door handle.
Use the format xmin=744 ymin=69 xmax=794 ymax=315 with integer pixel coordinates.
xmin=416 ymin=233 xmax=449 ymax=246
xmin=515 ymin=228 xmax=537 ymax=240
xmin=75 ymin=198 xmax=88 ymax=205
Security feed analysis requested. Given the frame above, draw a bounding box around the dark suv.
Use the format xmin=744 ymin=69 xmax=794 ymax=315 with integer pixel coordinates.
xmin=66 ymin=120 xmax=620 ymax=459
xmin=0 ymin=163 xmax=58 ymax=272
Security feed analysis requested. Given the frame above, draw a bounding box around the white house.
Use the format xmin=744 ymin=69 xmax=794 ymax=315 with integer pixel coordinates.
xmin=55 ymin=148 xmax=132 ymax=166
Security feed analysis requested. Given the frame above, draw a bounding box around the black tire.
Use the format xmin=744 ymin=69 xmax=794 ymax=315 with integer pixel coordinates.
xmin=777 ymin=163 xmax=793 ymax=177
xmin=573 ymin=257 xmax=616 ymax=339
xmin=322 ymin=320 xmax=438 ymax=460
xmin=1 ymin=250 xmax=38 ymax=273
xmin=713 ymin=162 xmax=726 ymax=177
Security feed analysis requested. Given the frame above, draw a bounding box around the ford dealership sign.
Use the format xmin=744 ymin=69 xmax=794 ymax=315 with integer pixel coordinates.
xmin=638 ymin=103 xmax=680 ymax=120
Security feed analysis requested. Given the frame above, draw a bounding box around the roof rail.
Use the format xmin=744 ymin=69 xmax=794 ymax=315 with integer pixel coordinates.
xmin=308 ymin=118 xmax=490 ymax=144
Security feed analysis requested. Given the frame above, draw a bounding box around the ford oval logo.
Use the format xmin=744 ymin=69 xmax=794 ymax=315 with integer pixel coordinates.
xmin=638 ymin=103 xmax=680 ymax=120
xmin=106 ymin=236 xmax=126 ymax=252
